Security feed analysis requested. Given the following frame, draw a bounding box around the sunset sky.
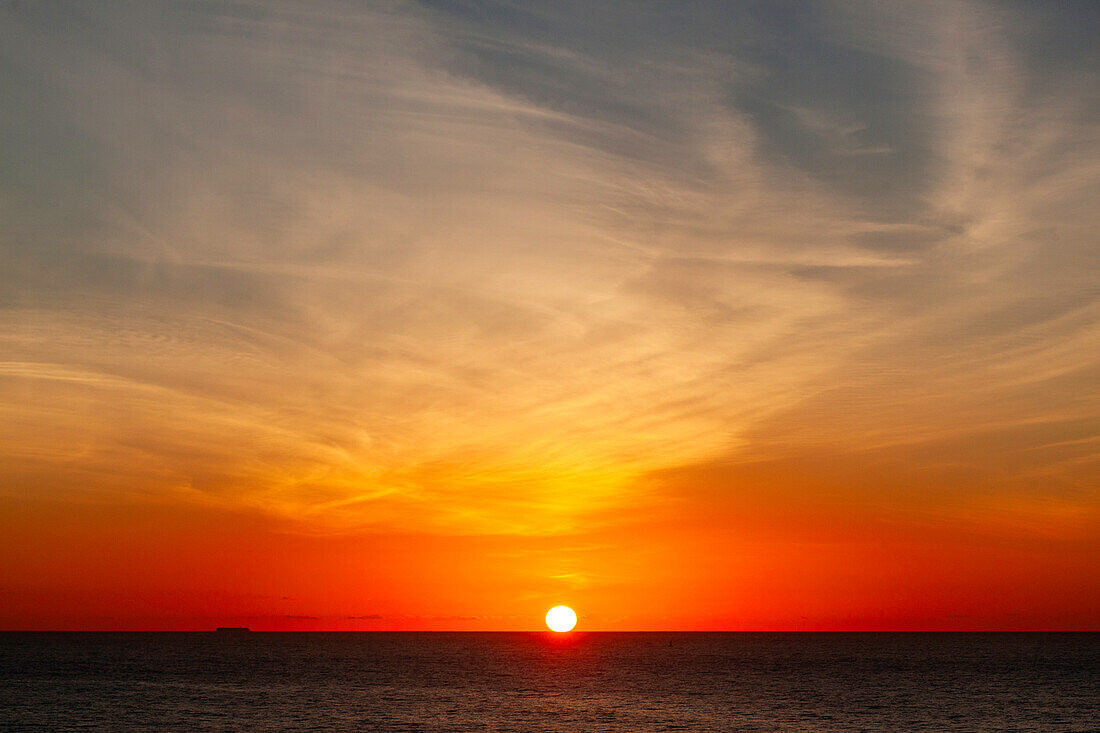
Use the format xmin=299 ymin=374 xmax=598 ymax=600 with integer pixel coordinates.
xmin=1 ymin=0 xmax=1098 ymax=630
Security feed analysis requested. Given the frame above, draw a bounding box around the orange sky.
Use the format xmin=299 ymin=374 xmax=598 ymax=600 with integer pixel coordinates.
xmin=1 ymin=1 xmax=1098 ymax=630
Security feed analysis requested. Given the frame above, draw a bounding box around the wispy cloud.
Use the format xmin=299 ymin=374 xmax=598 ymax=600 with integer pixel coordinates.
xmin=0 ymin=0 xmax=1096 ymax=546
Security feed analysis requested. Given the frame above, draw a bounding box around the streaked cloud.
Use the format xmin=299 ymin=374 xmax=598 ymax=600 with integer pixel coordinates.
xmin=0 ymin=0 xmax=1096 ymax=548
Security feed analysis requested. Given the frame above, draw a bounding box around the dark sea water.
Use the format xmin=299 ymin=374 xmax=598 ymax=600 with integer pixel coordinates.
xmin=1 ymin=632 xmax=1098 ymax=731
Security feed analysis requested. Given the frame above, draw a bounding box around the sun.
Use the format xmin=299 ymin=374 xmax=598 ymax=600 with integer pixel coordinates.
xmin=545 ymin=605 xmax=577 ymax=632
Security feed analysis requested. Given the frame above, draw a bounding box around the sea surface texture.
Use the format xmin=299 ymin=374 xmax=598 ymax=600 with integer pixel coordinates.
xmin=1 ymin=632 xmax=1098 ymax=731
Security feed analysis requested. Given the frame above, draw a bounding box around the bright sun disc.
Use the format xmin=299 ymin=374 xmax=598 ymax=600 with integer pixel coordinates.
xmin=545 ymin=605 xmax=577 ymax=632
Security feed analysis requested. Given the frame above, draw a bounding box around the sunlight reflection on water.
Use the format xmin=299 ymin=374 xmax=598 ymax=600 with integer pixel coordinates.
xmin=2 ymin=632 xmax=1098 ymax=731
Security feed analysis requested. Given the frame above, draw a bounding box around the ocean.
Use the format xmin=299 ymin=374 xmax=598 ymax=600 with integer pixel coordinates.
xmin=1 ymin=632 xmax=1098 ymax=731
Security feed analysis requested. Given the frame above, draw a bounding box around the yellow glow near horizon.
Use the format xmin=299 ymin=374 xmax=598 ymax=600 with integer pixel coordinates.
xmin=545 ymin=606 xmax=577 ymax=632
